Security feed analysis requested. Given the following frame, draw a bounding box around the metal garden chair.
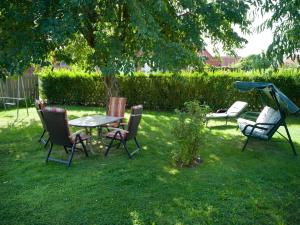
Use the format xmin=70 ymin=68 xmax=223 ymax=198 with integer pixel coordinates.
xmin=42 ymin=107 xmax=89 ymax=167
xmin=98 ymin=97 xmax=127 ymax=137
xmin=105 ymin=97 xmax=127 ymax=127
xmin=34 ymin=99 xmax=49 ymax=147
xmin=104 ymin=105 xmax=143 ymax=158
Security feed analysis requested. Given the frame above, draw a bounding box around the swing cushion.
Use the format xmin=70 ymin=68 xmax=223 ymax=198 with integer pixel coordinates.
xmin=238 ymin=106 xmax=281 ymax=140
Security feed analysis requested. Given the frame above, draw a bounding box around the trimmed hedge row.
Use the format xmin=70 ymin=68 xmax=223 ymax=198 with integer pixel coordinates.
xmin=39 ymin=69 xmax=300 ymax=111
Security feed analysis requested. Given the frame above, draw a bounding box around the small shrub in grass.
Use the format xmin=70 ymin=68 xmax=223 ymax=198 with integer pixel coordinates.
xmin=172 ymin=101 xmax=210 ymax=167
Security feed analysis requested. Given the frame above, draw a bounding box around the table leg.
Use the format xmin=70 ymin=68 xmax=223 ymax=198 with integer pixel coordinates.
xmin=85 ymin=127 xmax=94 ymax=152
xmin=97 ymin=126 xmax=107 ymax=146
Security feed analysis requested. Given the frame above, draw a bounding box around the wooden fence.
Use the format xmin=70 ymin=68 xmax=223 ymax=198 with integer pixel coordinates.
xmin=0 ymin=74 xmax=39 ymax=105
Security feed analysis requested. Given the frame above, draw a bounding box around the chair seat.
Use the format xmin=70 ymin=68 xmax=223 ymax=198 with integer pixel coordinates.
xmin=70 ymin=133 xmax=90 ymax=143
xmin=206 ymin=112 xmax=228 ymax=119
xmin=106 ymin=129 xmax=128 ymax=140
xmin=238 ymin=118 xmax=269 ymax=140
xmin=101 ymin=122 xmax=119 ymax=128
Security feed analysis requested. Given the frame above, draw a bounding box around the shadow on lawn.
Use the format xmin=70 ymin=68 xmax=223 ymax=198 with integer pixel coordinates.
xmin=1 ymin=112 xmax=300 ymax=224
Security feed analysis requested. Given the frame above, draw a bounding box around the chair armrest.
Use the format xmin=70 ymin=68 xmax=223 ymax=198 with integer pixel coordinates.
xmin=72 ymin=129 xmax=85 ymax=136
xmin=242 ymin=122 xmax=277 ymax=135
xmin=255 ymin=122 xmax=278 ymax=126
xmin=109 ymin=128 xmax=129 ymax=133
xmin=216 ymin=109 xmax=227 ymax=113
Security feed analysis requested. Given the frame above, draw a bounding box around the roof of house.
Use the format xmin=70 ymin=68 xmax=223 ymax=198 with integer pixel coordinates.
xmin=198 ymin=49 xmax=240 ymax=67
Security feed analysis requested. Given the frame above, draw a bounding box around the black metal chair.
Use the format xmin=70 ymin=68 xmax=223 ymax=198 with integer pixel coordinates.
xmin=34 ymin=99 xmax=50 ymax=147
xmin=105 ymin=105 xmax=143 ymax=158
xmin=42 ymin=107 xmax=89 ymax=167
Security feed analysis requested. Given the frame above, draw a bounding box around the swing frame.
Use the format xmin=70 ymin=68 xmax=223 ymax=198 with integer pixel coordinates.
xmin=241 ymin=89 xmax=297 ymax=155
xmin=235 ymin=81 xmax=298 ymax=155
xmin=0 ymin=76 xmax=29 ymax=119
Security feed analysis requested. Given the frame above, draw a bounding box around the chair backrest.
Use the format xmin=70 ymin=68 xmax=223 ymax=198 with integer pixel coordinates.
xmin=42 ymin=107 xmax=73 ymax=147
xmin=126 ymin=105 xmax=143 ymax=140
xmin=227 ymin=101 xmax=248 ymax=116
xmin=36 ymin=109 xmax=47 ymax=130
xmin=107 ymin=97 xmax=127 ymax=117
xmin=34 ymin=99 xmax=47 ymax=130
xmin=256 ymin=106 xmax=282 ymax=136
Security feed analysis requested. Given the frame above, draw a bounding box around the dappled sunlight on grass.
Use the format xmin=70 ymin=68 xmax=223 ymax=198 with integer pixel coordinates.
xmin=163 ymin=166 xmax=180 ymax=175
xmin=1 ymin=106 xmax=300 ymax=224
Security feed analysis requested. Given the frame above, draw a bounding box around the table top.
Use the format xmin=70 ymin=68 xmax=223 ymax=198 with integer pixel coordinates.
xmin=69 ymin=115 xmax=123 ymax=128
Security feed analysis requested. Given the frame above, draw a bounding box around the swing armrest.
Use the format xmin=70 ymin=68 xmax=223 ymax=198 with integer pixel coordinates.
xmin=242 ymin=123 xmax=277 ymax=135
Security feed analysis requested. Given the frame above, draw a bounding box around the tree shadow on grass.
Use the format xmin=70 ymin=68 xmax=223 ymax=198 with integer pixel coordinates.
xmin=1 ymin=112 xmax=300 ymax=224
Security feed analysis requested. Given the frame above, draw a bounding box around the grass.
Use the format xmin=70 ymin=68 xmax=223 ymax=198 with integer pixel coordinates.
xmin=1 ymin=106 xmax=300 ymax=225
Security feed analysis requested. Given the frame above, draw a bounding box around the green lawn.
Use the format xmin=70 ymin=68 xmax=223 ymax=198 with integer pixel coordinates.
xmin=1 ymin=106 xmax=300 ymax=225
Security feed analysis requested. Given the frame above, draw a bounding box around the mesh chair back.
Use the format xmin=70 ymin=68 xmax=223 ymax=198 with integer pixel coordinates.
xmin=35 ymin=100 xmax=47 ymax=130
xmin=37 ymin=109 xmax=47 ymax=130
xmin=107 ymin=97 xmax=127 ymax=117
xmin=127 ymin=105 xmax=143 ymax=140
xmin=42 ymin=107 xmax=72 ymax=147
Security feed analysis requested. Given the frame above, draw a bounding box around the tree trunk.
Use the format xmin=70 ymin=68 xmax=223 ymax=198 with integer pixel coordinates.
xmin=103 ymin=75 xmax=119 ymax=113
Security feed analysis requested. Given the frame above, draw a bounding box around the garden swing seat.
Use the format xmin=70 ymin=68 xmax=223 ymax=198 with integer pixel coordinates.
xmin=4 ymin=102 xmax=16 ymax=106
xmin=235 ymin=81 xmax=299 ymax=155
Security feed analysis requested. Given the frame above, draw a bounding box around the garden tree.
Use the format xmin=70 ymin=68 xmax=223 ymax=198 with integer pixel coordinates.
xmin=0 ymin=0 xmax=252 ymax=97
xmin=236 ymin=53 xmax=272 ymax=72
xmin=253 ymin=0 xmax=300 ymax=64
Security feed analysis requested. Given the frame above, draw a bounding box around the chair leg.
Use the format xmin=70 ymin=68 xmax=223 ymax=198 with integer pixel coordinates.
xmin=242 ymin=138 xmax=249 ymax=152
xmin=134 ymin=137 xmax=141 ymax=149
xmin=105 ymin=138 xmax=115 ymax=157
xmin=225 ymin=117 xmax=228 ymax=125
xmin=67 ymin=144 xmax=76 ymax=167
xmin=46 ymin=143 xmax=53 ymax=162
xmin=39 ymin=130 xmax=46 ymax=142
xmin=116 ymin=142 xmax=121 ymax=149
xmin=63 ymin=146 xmax=69 ymax=154
xmin=80 ymin=141 xmax=89 ymax=157
xmin=122 ymin=140 xmax=132 ymax=159
xmin=44 ymin=137 xmax=50 ymax=148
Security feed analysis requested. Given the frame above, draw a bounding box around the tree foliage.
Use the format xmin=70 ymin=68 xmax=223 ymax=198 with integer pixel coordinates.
xmin=253 ymin=0 xmax=300 ymax=64
xmin=1 ymin=0 xmax=252 ymax=81
xmin=235 ymin=53 xmax=272 ymax=72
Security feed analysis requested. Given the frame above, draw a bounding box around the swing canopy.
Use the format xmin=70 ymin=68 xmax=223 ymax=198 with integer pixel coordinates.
xmin=234 ymin=81 xmax=299 ymax=114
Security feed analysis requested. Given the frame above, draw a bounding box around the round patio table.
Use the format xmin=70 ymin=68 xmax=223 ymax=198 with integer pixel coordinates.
xmin=69 ymin=115 xmax=123 ymax=151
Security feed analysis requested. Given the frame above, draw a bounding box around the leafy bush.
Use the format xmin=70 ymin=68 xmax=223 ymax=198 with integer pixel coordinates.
xmin=172 ymin=101 xmax=210 ymax=167
xmin=39 ymin=68 xmax=300 ymax=111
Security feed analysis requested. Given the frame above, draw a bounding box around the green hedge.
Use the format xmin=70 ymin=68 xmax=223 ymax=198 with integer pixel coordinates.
xmin=39 ymin=69 xmax=300 ymax=111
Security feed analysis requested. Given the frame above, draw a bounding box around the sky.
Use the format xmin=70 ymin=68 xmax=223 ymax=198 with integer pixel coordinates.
xmin=206 ymin=12 xmax=273 ymax=57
